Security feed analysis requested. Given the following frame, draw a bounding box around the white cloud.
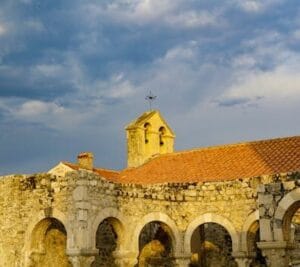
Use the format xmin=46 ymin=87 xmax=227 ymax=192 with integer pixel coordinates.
xmin=232 ymin=55 xmax=256 ymax=68
xmin=166 ymin=10 xmax=219 ymax=28
xmin=233 ymin=0 xmax=283 ymax=13
xmin=0 ymin=24 xmax=6 ymax=36
xmin=5 ymin=99 xmax=90 ymax=130
xmin=164 ymin=45 xmax=196 ymax=61
xmin=133 ymin=0 xmax=176 ymax=21
xmin=108 ymin=80 xmax=135 ymax=98
xmin=217 ymin=61 xmax=300 ymax=108
xmin=291 ymin=29 xmax=300 ymax=41
xmin=31 ymin=64 xmax=65 ymax=78
xmin=16 ymin=100 xmax=64 ymax=118
xmin=238 ymin=0 xmax=261 ymax=12
xmin=82 ymin=0 xmax=223 ymax=29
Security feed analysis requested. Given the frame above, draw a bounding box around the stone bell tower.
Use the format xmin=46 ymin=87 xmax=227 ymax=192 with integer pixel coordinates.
xmin=125 ymin=110 xmax=175 ymax=168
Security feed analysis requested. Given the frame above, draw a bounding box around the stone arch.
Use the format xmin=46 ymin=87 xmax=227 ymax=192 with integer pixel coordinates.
xmin=23 ymin=213 xmax=70 ymax=267
xmin=24 ymin=209 xmax=70 ymax=243
xmin=91 ymin=207 xmax=126 ymax=249
xmin=184 ymin=213 xmax=239 ymax=254
xmin=23 ymin=209 xmax=70 ymax=266
xmin=274 ymin=188 xmax=300 ymax=241
xmin=241 ymin=210 xmax=267 ymax=265
xmin=131 ymin=212 xmax=181 ymax=255
xmin=241 ymin=210 xmax=259 ymax=253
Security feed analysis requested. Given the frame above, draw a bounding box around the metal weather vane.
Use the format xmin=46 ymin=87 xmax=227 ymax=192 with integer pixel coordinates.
xmin=145 ymin=91 xmax=157 ymax=111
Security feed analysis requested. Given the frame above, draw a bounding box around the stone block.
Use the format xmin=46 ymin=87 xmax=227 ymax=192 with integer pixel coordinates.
xmin=185 ymin=190 xmax=197 ymax=197
xmin=259 ymin=206 xmax=266 ymax=216
xmin=259 ymin=194 xmax=273 ymax=205
xmin=78 ymin=209 xmax=88 ymax=221
xmin=73 ymin=186 xmax=88 ymax=201
xmin=257 ymin=184 xmax=265 ymax=193
xmin=259 ymin=218 xmax=273 ymax=241
xmin=283 ymin=181 xmax=295 ymax=191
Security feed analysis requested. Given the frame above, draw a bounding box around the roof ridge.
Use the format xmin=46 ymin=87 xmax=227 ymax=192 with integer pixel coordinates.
xmin=94 ymin=167 xmax=120 ymax=173
xmin=62 ymin=161 xmax=120 ymax=173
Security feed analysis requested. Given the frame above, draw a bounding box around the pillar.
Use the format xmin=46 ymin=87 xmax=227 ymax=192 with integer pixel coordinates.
xmin=257 ymin=241 xmax=289 ymax=267
xmin=113 ymin=250 xmax=138 ymax=267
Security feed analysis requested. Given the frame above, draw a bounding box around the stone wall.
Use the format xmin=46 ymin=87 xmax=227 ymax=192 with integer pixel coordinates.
xmin=0 ymin=173 xmax=74 ymax=266
xmin=1 ymin=170 xmax=299 ymax=266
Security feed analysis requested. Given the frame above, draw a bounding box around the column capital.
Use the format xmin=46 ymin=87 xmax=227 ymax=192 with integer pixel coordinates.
xmin=257 ymin=241 xmax=289 ymax=267
xmin=232 ymin=251 xmax=253 ymax=267
xmin=257 ymin=241 xmax=288 ymax=250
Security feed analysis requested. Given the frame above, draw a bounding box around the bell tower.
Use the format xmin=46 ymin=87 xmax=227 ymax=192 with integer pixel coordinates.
xmin=125 ymin=110 xmax=175 ymax=168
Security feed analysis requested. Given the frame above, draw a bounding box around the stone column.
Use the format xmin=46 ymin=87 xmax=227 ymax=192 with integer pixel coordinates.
xmin=113 ymin=250 xmax=138 ymax=267
xmin=173 ymin=253 xmax=191 ymax=267
xmin=257 ymin=241 xmax=289 ymax=267
xmin=232 ymin=251 xmax=253 ymax=267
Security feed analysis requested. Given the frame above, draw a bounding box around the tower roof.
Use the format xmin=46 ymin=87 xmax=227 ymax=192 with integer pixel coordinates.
xmin=125 ymin=110 xmax=175 ymax=136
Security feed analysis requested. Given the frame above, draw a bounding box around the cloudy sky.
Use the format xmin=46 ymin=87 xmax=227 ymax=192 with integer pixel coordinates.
xmin=1 ymin=0 xmax=300 ymax=175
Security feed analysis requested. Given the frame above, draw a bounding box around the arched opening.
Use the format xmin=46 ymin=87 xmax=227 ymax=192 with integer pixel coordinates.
xmin=190 ymin=223 xmax=237 ymax=267
xmin=246 ymin=221 xmax=266 ymax=267
xmin=92 ymin=217 xmax=123 ymax=267
xmin=159 ymin=127 xmax=166 ymax=146
xmin=137 ymin=221 xmax=174 ymax=267
xmin=28 ymin=217 xmax=71 ymax=267
xmin=159 ymin=127 xmax=167 ymax=154
xmin=282 ymin=201 xmax=300 ymax=265
xmin=144 ymin=123 xmax=151 ymax=144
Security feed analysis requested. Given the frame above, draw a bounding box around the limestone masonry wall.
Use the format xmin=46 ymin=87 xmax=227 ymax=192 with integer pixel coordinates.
xmin=0 ymin=170 xmax=299 ymax=266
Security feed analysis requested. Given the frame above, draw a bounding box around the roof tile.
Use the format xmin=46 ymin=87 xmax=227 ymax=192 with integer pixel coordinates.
xmin=64 ymin=136 xmax=300 ymax=185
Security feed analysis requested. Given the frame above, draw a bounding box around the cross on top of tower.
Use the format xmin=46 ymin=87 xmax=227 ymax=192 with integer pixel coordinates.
xmin=145 ymin=91 xmax=157 ymax=111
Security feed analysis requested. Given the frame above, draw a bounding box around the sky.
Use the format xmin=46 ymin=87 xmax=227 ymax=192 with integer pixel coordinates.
xmin=1 ymin=0 xmax=300 ymax=175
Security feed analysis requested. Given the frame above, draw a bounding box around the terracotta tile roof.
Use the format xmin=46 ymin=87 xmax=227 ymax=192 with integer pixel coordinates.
xmin=62 ymin=162 xmax=120 ymax=182
xmin=62 ymin=136 xmax=300 ymax=184
xmin=119 ymin=136 xmax=300 ymax=184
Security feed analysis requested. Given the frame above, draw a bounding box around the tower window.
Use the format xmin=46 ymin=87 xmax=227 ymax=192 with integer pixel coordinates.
xmin=159 ymin=127 xmax=166 ymax=146
xmin=144 ymin=123 xmax=151 ymax=144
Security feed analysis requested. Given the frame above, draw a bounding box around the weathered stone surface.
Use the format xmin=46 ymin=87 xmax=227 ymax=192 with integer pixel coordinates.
xmin=0 ymin=170 xmax=300 ymax=266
